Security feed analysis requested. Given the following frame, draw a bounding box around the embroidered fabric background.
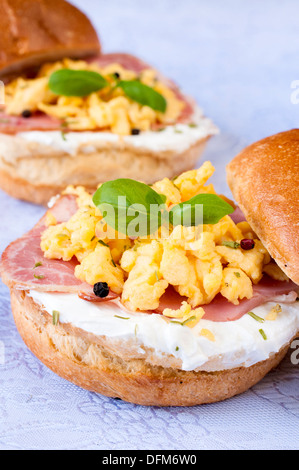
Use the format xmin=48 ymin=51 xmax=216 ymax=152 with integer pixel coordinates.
xmin=0 ymin=0 xmax=298 ymax=450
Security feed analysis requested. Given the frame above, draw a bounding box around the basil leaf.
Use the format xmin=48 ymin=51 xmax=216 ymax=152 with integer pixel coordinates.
xmin=92 ymin=179 xmax=166 ymax=237
xmin=49 ymin=69 xmax=108 ymax=97
xmin=169 ymin=194 xmax=234 ymax=226
xmin=118 ymin=80 xmax=167 ymax=113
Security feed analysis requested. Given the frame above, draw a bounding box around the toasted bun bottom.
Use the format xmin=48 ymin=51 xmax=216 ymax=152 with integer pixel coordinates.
xmin=9 ymin=288 xmax=292 ymax=407
xmin=0 ymin=138 xmax=208 ymax=206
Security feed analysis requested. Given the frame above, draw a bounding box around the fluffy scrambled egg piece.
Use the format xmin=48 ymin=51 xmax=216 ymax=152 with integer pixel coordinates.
xmin=5 ymin=59 xmax=185 ymax=135
xmin=41 ymin=162 xmax=281 ymax=326
xmin=75 ymin=245 xmax=124 ymax=294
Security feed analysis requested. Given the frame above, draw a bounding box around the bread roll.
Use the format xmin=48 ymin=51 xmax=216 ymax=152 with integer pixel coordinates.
xmin=0 ymin=0 xmax=100 ymax=82
xmin=227 ymin=129 xmax=299 ymax=285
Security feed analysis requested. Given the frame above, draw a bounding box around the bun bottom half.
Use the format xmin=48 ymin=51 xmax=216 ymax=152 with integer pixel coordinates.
xmin=9 ymin=288 xmax=292 ymax=407
xmin=0 ymin=138 xmax=208 ymax=206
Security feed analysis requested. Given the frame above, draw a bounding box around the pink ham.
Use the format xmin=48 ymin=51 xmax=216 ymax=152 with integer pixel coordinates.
xmin=89 ymin=53 xmax=151 ymax=73
xmin=155 ymin=277 xmax=298 ymax=322
xmin=0 ymin=53 xmax=194 ymax=135
xmin=78 ymin=291 xmax=118 ymax=303
xmin=0 ymin=195 xmax=117 ymax=301
xmin=33 ymin=194 xmax=79 ymax=230
xmin=0 ymin=112 xmax=62 ymax=135
xmin=229 ymin=207 xmax=246 ymax=224
xmin=202 ymin=277 xmax=298 ymax=321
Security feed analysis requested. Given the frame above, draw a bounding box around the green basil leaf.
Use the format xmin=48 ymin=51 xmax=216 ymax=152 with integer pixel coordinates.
xmin=49 ymin=69 xmax=108 ymax=97
xmin=92 ymin=179 xmax=166 ymax=237
xmin=118 ymin=80 xmax=167 ymax=113
xmin=169 ymin=194 xmax=234 ymax=226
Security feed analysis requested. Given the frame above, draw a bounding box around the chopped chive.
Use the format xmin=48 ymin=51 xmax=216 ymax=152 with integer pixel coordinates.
xmin=34 ymin=274 xmax=45 ymax=280
xmin=52 ymin=310 xmax=60 ymax=326
xmin=174 ymin=129 xmax=183 ymax=134
xmin=61 ymin=131 xmax=67 ymax=141
xmin=259 ymin=329 xmax=267 ymax=341
xmin=234 ymin=272 xmax=241 ymax=278
xmin=248 ymin=312 xmax=265 ymax=323
xmin=33 ymin=262 xmax=43 ymax=269
xmin=170 ymin=316 xmax=197 ymax=327
xmin=114 ymin=315 xmax=130 ymax=320
xmin=188 ymin=123 xmax=198 ymax=128
xmin=111 ymin=258 xmax=117 ymax=268
xmin=98 ymin=240 xmax=109 ymax=247
xmin=154 ymin=270 xmax=160 ymax=282
xmin=222 ymin=241 xmax=240 ymax=249
xmin=175 ymin=346 xmax=180 ymax=351
xmin=182 ymin=316 xmax=197 ymax=326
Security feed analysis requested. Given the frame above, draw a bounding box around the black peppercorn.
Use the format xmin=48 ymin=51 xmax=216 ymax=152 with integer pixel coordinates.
xmin=240 ymin=239 xmax=255 ymax=250
xmin=131 ymin=128 xmax=140 ymax=135
xmin=93 ymin=282 xmax=110 ymax=298
xmin=22 ymin=109 xmax=32 ymax=118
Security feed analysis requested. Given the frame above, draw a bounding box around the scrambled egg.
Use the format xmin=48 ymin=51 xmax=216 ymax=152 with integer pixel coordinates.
xmin=5 ymin=59 xmax=185 ymax=135
xmin=41 ymin=162 xmax=286 ymax=327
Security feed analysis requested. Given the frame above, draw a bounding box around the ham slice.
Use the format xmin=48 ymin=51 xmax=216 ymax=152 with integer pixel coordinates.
xmin=155 ymin=277 xmax=298 ymax=322
xmin=0 ymin=112 xmax=62 ymax=135
xmin=229 ymin=207 xmax=246 ymax=224
xmin=0 ymin=53 xmax=194 ymax=135
xmin=89 ymin=53 xmax=151 ymax=73
xmin=0 ymin=195 xmax=117 ymax=301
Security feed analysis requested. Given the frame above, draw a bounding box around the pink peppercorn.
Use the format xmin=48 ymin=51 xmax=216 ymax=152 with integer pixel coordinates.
xmin=241 ymin=239 xmax=255 ymax=250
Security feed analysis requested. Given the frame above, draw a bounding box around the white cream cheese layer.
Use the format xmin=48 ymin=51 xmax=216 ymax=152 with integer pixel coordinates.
xmin=11 ymin=107 xmax=218 ymax=156
xmin=29 ymin=290 xmax=299 ymax=372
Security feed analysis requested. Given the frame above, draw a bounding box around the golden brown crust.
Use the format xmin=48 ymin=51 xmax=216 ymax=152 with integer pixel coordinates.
xmin=9 ymin=288 xmax=292 ymax=407
xmin=0 ymin=137 xmax=209 ymax=205
xmin=227 ymin=130 xmax=299 ymax=285
xmin=0 ymin=0 xmax=100 ymax=81
xmin=0 ymin=168 xmax=67 ymax=206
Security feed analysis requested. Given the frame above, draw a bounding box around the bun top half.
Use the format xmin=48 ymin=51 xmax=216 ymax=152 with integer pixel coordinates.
xmin=0 ymin=0 xmax=101 ymax=82
xmin=227 ymin=129 xmax=299 ymax=285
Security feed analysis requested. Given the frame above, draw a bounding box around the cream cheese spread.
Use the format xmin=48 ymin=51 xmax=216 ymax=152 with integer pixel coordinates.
xmin=29 ymin=290 xmax=299 ymax=372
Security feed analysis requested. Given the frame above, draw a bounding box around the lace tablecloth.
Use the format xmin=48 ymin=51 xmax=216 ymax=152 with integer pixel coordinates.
xmin=0 ymin=0 xmax=298 ymax=450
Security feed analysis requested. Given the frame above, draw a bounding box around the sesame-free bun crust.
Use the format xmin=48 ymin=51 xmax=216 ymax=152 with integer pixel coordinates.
xmin=227 ymin=130 xmax=299 ymax=285
xmin=9 ymin=288 xmax=292 ymax=407
xmin=0 ymin=0 xmax=100 ymax=82
xmin=0 ymin=136 xmax=209 ymax=206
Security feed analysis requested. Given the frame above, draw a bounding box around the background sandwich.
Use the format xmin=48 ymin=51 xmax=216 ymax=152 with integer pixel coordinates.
xmin=0 ymin=0 xmax=217 ymax=205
